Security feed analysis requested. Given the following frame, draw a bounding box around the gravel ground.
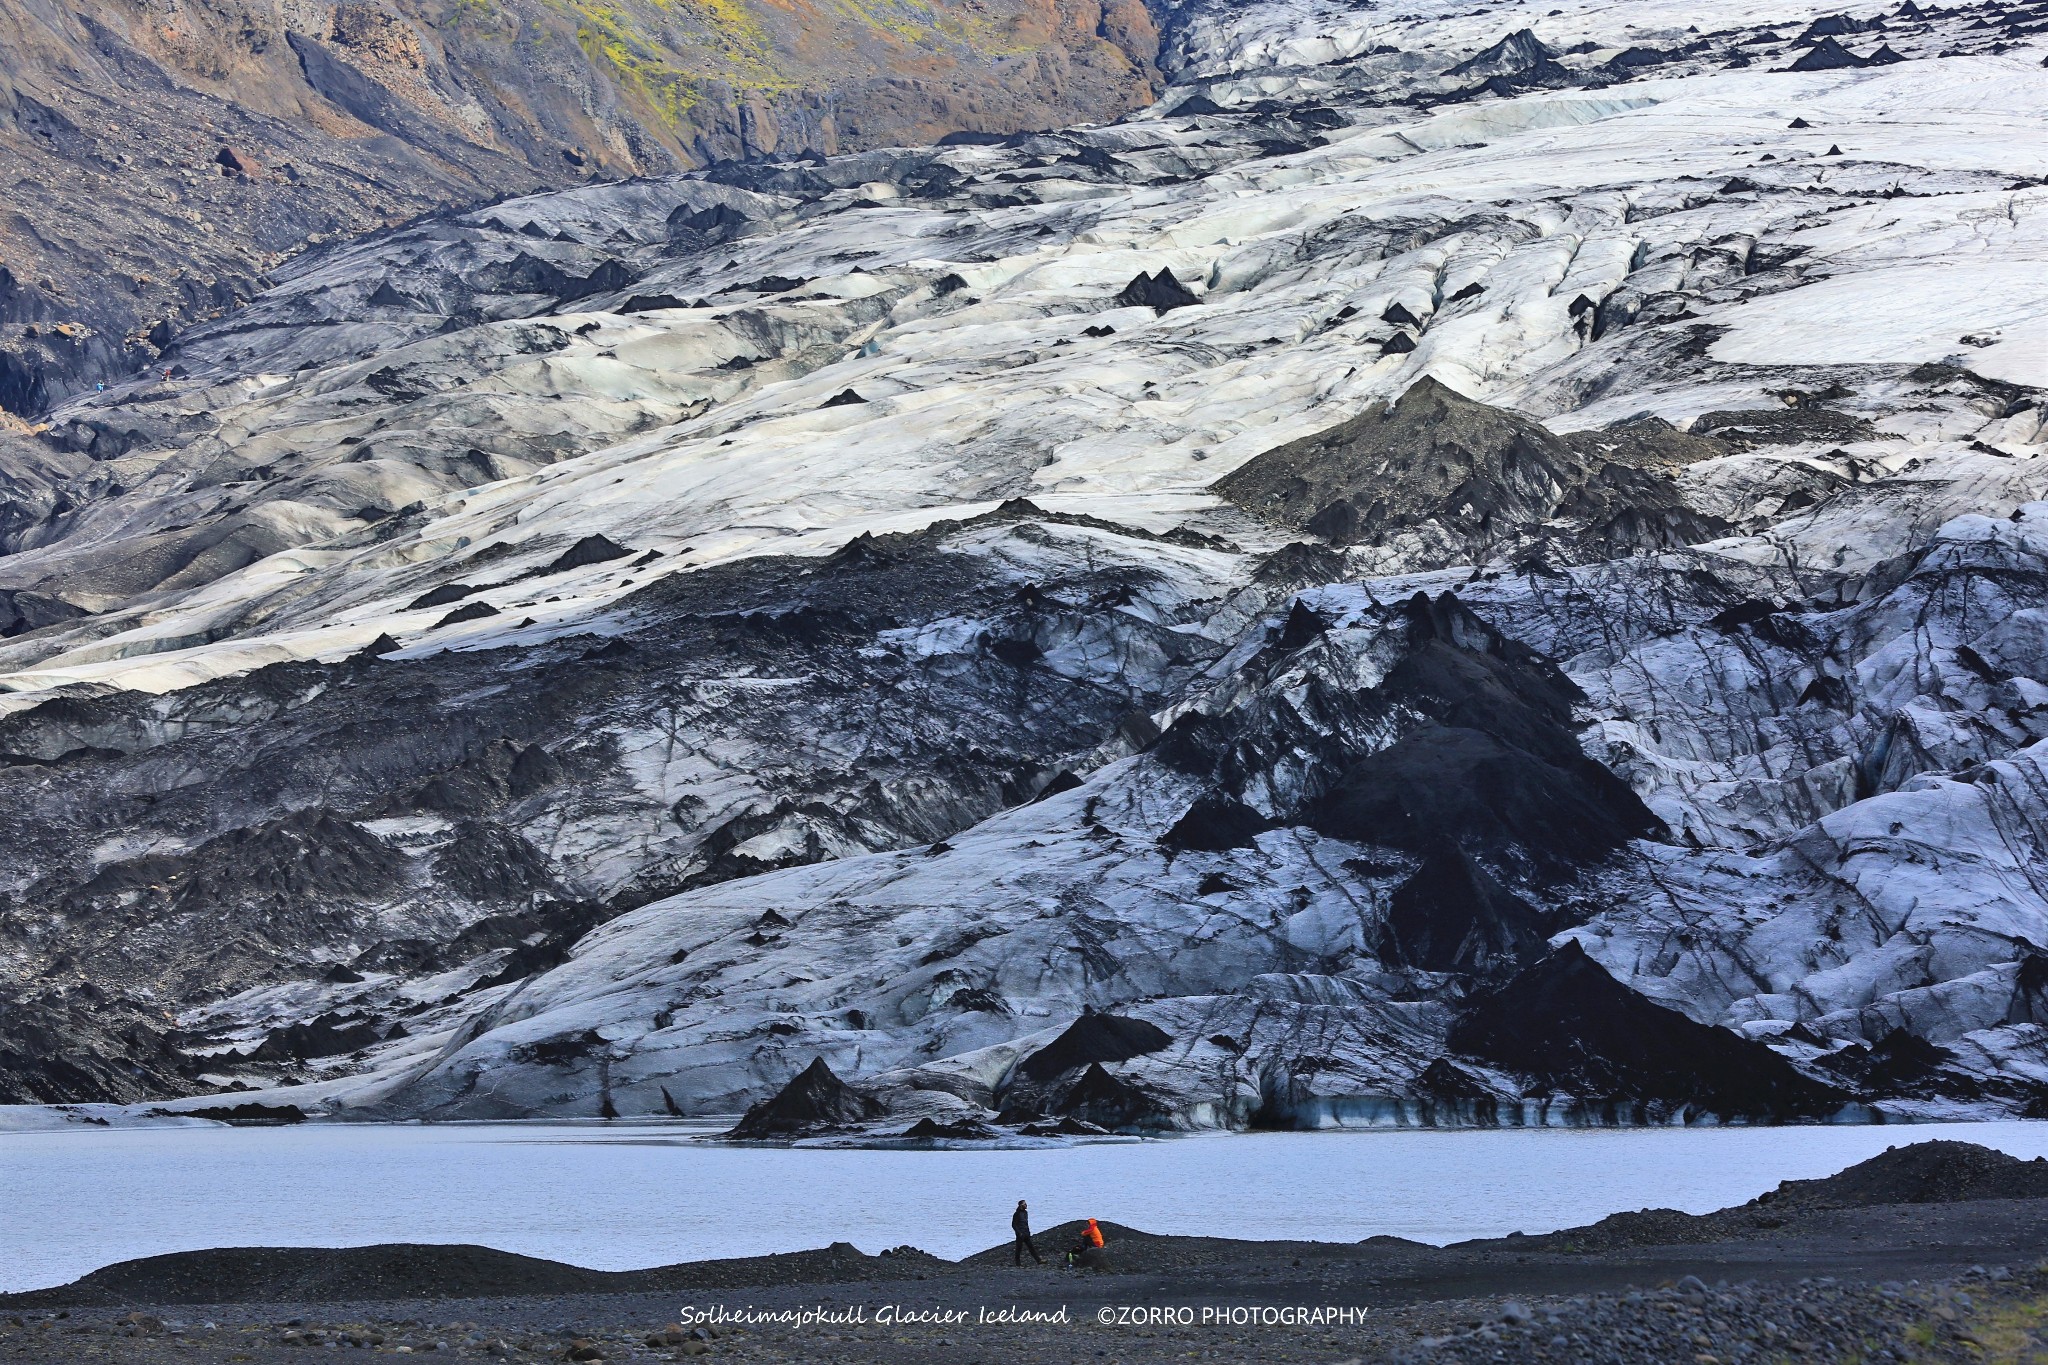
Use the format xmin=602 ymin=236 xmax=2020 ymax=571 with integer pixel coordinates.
xmin=1391 ymin=1264 xmax=2048 ymax=1363
xmin=5 ymin=1264 xmax=2046 ymax=1363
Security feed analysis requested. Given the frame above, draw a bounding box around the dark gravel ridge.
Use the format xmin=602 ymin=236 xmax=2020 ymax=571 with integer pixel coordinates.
xmin=1535 ymin=1139 xmax=2048 ymax=1253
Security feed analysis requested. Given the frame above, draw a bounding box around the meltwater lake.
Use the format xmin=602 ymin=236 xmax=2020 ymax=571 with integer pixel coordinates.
xmin=5 ymin=1119 xmax=2048 ymax=1293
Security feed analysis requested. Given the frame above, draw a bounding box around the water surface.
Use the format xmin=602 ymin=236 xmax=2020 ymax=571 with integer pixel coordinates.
xmin=4 ymin=1120 xmax=2046 ymax=1293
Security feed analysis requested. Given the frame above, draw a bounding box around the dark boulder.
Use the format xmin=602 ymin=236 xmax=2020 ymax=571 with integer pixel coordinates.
xmin=408 ymin=583 xmax=478 ymax=610
xmin=1312 ymin=722 xmax=1658 ymax=876
xmin=1058 ymin=146 xmax=1125 ymax=174
xmin=1602 ymin=46 xmax=1672 ymax=72
xmin=1796 ymin=14 xmax=1878 ymax=41
xmin=1274 ymin=598 xmax=1330 ymax=650
xmin=1017 ymin=1116 xmax=1113 ymax=1136
xmin=1309 ymin=592 xmax=1662 ymax=877
xmin=544 ymin=534 xmax=632 ymax=573
xmin=1115 ymin=268 xmax=1202 ymax=313
xmin=1030 ymin=770 xmax=1085 ymax=803
xmin=434 ymin=601 xmax=498 ymax=628
xmin=182 ymin=1102 xmax=305 ymax=1125
xmin=1212 ymin=376 xmax=1587 ymax=556
xmin=1016 ymin=1013 xmax=1172 ymax=1084
xmin=1447 ymin=28 xmax=1558 ymax=76
xmin=728 ymin=1057 xmax=885 ymax=1138
xmin=667 ymin=202 xmax=748 ymax=236
xmin=247 ymin=1015 xmax=383 ymax=1062
xmin=489 ymin=252 xmax=632 ymax=303
xmin=563 ymin=259 xmax=634 ymax=302
xmin=1456 ymin=57 xmax=1576 ymax=97
xmin=1789 ymin=37 xmax=1869 ymax=69
xmin=1053 ymin=1062 xmax=1175 ymax=1130
xmin=214 ymin=146 xmax=264 ymax=179
xmin=727 ymin=274 xmax=808 ymax=296
xmin=899 ymin=1116 xmax=1000 ymax=1140
xmin=1413 ymin=1057 xmax=1495 ymax=1100
xmin=1305 ymin=498 xmax=1362 ymax=543
xmin=1162 ymin=794 xmax=1272 ymax=853
xmin=1816 ymin=1028 xmax=1958 ymax=1095
xmin=366 ymin=281 xmax=414 ymax=309
xmin=821 ymin=388 xmax=868 ymax=408
xmin=1447 ymin=941 xmax=1849 ymax=1120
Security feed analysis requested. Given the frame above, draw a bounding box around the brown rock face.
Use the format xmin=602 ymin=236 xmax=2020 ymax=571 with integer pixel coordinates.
xmin=0 ymin=0 xmax=1163 ymax=414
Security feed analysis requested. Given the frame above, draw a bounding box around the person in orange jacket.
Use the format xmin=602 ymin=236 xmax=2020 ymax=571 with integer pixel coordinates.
xmin=1064 ymin=1217 xmax=1105 ymax=1268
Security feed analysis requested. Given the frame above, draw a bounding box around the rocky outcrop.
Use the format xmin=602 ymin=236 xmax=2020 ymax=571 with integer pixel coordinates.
xmin=1446 ymin=29 xmax=1557 ymax=79
xmin=1214 ymin=378 xmax=1727 ymax=567
xmin=1014 ymin=1013 xmax=1174 ymax=1083
xmin=1446 ymin=942 xmax=1852 ymax=1122
xmin=1378 ymin=843 xmax=1548 ymax=978
xmin=1308 ymin=592 xmax=1666 ymax=880
xmin=728 ymin=1058 xmax=885 ymax=1138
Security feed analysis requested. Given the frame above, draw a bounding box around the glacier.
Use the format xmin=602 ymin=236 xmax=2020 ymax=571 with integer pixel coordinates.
xmin=0 ymin=0 xmax=2044 ymax=1133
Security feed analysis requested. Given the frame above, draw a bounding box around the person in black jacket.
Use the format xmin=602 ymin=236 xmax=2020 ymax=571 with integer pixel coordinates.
xmin=1011 ymin=1199 xmax=1043 ymax=1265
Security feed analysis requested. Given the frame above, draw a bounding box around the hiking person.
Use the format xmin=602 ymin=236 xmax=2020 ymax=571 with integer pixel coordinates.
xmin=1011 ymin=1199 xmax=1043 ymax=1265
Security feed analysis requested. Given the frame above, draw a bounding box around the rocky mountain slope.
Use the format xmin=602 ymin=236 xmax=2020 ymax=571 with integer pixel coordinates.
xmin=1 ymin=0 xmax=2045 ymax=1130
xmin=0 ymin=0 xmax=1163 ymax=414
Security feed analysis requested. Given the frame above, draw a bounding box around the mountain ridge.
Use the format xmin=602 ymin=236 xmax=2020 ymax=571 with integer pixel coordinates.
xmin=0 ymin=0 xmax=1165 ymax=414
